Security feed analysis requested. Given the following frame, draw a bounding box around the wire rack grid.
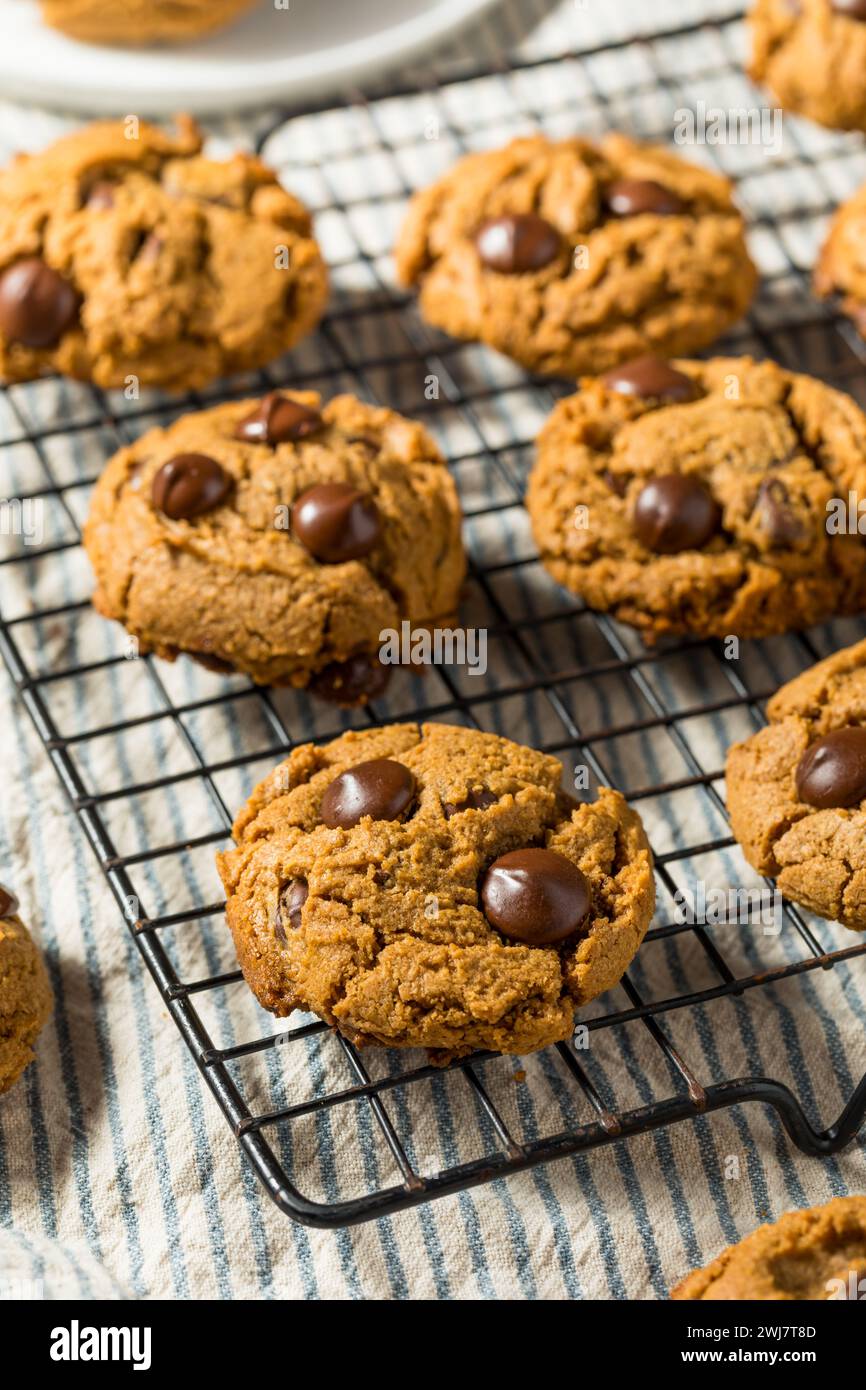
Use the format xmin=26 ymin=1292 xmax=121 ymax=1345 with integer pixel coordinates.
xmin=1 ymin=4 xmax=866 ymax=1229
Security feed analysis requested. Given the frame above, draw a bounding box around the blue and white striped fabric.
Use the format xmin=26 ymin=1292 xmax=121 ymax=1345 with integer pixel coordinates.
xmin=1 ymin=0 xmax=865 ymax=1300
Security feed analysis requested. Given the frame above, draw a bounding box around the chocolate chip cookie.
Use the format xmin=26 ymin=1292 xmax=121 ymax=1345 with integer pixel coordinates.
xmin=84 ymin=391 xmax=465 ymax=696
xmin=41 ymin=0 xmax=257 ymax=45
xmin=526 ymin=355 xmax=866 ymax=641
xmin=0 ymin=883 xmax=53 ymax=1096
xmin=0 ymin=116 xmax=327 ymax=390
xmin=216 ymin=722 xmax=655 ymax=1060
xmin=750 ymin=0 xmax=866 ymax=133
xmin=814 ymin=179 xmax=866 ymax=337
xmin=727 ymin=636 xmax=866 ymax=930
xmin=673 ymin=1197 xmax=866 ymax=1300
xmin=394 ymin=134 xmax=756 ymax=377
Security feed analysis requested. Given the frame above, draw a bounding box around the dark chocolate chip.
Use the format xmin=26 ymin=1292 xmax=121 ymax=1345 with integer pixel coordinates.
xmin=0 ymin=257 xmax=78 ymax=348
xmin=795 ymin=727 xmax=866 ymax=808
xmin=309 ymin=653 xmax=390 ymax=706
xmin=754 ymin=478 xmax=805 ymax=546
xmin=474 ymin=214 xmax=561 ymax=273
xmin=235 ymin=393 xmax=324 ymax=446
xmin=151 ymin=453 xmax=232 ymax=520
xmin=480 ymin=848 xmax=592 ymax=945
xmin=632 ymin=474 xmax=721 ymax=553
xmin=320 ymin=758 xmax=416 ymax=829
xmin=831 ymin=0 xmax=866 ymax=18
xmin=600 ymin=356 xmax=697 ymax=403
xmin=275 ymin=877 xmax=308 ymax=943
xmin=442 ymin=788 xmax=497 ymax=819
xmin=292 ymin=483 xmax=382 ymax=563
xmin=0 ymin=882 xmax=20 ymax=918
xmin=604 ymin=178 xmax=687 ymax=217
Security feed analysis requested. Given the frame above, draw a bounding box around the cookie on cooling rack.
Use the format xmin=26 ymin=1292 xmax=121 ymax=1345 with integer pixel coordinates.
xmin=0 ymin=117 xmax=327 ymax=390
xmin=83 ymin=390 xmax=465 ymax=698
xmin=815 ymin=178 xmax=866 ymax=336
xmin=750 ymin=0 xmax=866 ymax=133
xmin=0 ymin=882 xmax=53 ymax=1096
xmin=525 ymin=354 xmax=866 ymax=642
xmin=216 ymin=721 xmax=655 ymax=1062
xmin=727 ymin=637 xmax=866 ymax=931
xmin=40 ymin=0 xmax=256 ymax=44
xmin=672 ymin=1196 xmax=866 ymax=1300
xmin=394 ymin=133 xmax=756 ymax=377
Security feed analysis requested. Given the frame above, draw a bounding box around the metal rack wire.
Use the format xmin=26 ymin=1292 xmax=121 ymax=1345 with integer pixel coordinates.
xmin=1 ymin=5 xmax=866 ymax=1227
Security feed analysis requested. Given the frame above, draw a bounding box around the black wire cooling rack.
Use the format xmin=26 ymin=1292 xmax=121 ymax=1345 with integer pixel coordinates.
xmin=2 ymin=5 xmax=866 ymax=1228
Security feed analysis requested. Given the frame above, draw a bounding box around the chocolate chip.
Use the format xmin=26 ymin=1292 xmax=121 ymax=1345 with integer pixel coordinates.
xmin=275 ymin=877 xmax=308 ymax=942
xmin=151 ymin=453 xmax=232 ymax=520
xmin=309 ymin=653 xmax=390 ymax=706
xmin=0 ymin=882 xmax=20 ymax=918
xmin=754 ymin=478 xmax=805 ymax=546
xmin=86 ymin=181 xmax=116 ymax=209
xmin=831 ymin=0 xmax=866 ymax=17
xmin=795 ymin=727 xmax=866 ymax=808
xmin=600 ymin=356 xmax=697 ymax=403
xmin=320 ymin=758 xmax=416 ymax=829
xmin=0 ymin=257 xmax=78 ymax=348
xmin=235 ymin=393 xmax=324 ymax=446
xmin=480 ymin=848 xmax=592 ymax=945
xmin=633 ymin=474 xmax=720 ymax=553
xmin=442 ymin=788 xmax=497 ymax=819
xmin=292 ymin=483 xmax=382 ymax=563
xmin=604 ymin=178 xmax=687 ymax=217
xmin=474 ymin=214 xmax=561 ymax=273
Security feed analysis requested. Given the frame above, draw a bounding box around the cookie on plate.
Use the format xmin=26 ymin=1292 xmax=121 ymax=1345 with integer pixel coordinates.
xmin=750 ymin=0 xmax=866 ymax=133
xmin=526 ymin=355 xmax=866 ymax=641
xmin=672 ymin=1197 xmax=866 ymax=1300
xmin=0 ymin=116 xmax=327 ymax=389
xmin=40 ymin=0 xmax=257 ymax=45
xmin=815 ymin=179 xmax=866 ymax=336
xmin=84 ymin=390 xmax=465 ymax=698
xmin=0 ymin=883 xmax=53 ymax=1096
xmin=394 ymin=134 xmax=756 ymax=377
xmin=216 ymin=722 xmax=655 ymax=1061
xmin=727 ymin=637 xmax=866 ymax=930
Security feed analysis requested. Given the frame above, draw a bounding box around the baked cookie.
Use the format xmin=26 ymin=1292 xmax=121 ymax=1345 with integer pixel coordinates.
xmin=0 ymin=117 xmax=327 ymax=390
xmin=41 ymin=0 xmax=257 ymax=45
xmin=673 ymin=1197 xmax=866 ymax=1300
xmin=0 ymin=883 xmax=53 ymax=1096
xmin=84 ymin=390 xmax=465 ymax=697
xmin=526 ymin=355 xmax=866 ymax=641
xmin=216 ymin=722 xmax=655 ymax=1061
xmin=394 ymin=134 xmax=756 ymax=377
xmin=727 ymin=636 xmax=866 ymax=930
xmin=750 ymin=0 xmax=866 ymax=133
xmin=814 ymin=180 xmax=866 ymax=337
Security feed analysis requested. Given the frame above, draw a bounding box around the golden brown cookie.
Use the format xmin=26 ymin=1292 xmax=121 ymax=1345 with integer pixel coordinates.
xmin=727 ymin=636 xmax=866 ymax=930
xmin=0 ymin=117 xmax=327 ymax=390
xmin=815 ymin=179 xmax=866 ymax=337
xmin=84 ymin=391 xmax=466 ymax=696
xmin=526 ymin=355 xmax=866 ymax=642
xmin=750 ymin=0 xmax=866 ymax=133
xmin=673 ymin=1197 xmax=866 ymax=1300
xmin=394 ymin=134 xmax=756 ymax=377
xmin=0 ymin=884 xmax=53 ymax=1096
xmin=40 ymin=0 xmax=257 ymax=45
xmin=216 ymin=722 xmax=655 ymax=1061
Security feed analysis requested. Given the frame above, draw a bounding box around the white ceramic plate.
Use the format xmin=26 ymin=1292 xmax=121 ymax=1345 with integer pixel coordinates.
xmin=0 ymin=0 xmax=501 ymax=115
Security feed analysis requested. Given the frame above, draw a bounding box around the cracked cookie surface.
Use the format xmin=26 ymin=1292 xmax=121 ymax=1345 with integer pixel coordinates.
xmin=727 ymin=637 xmax=866 ymax=931
xmin=673 ymin=1197 xmax=866 ymax=1300
xmin=394 ymin=134 xmax=756 ymax=377
xmin=216 ymin=722 xmax=655 ymax=1060
xmin=750 ymin=0 xmax=866 ymax=133
xmin=0 ymin=117 xmax=327 ymax=389
xmin=40 ymin=0 xmax=256 ymax=44
xmin=0 ymin=889 xmax=53 ymax=1096
xmin=526 ymin=355 xmax=866 ymax=641
xmin=84 ymin=391 xmax=465 ymax=693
